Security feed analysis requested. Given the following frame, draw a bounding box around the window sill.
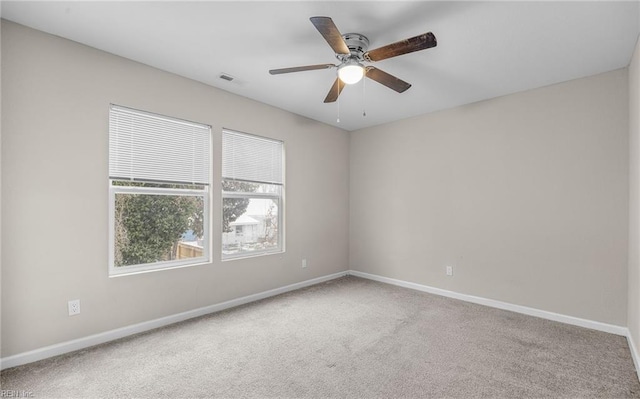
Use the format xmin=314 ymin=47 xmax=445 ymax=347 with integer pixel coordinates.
xmin=221 ymin=249 xmax=284 ymax=262
xmin=109 ymin=259 xmax=211 ymax=278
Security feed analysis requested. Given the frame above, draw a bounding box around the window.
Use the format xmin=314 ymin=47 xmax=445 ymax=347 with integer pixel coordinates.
xmin=108 ymin=104 xmax=211 ymax=275
xmin=222 ymin=129 xmax=284 ymax=259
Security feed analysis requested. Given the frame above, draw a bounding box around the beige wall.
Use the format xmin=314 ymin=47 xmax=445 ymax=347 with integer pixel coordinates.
xmin=0 ymin=20 xmax=349 ymax=357
xmin=350 ymin=69 xmax=629 ymax=326
xmin=629 ymin=34 xmax=640 ymax=360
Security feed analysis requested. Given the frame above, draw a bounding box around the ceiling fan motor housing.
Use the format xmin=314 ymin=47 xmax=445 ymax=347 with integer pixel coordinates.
xmin=339 ymin=33 xmax=369 ymax=62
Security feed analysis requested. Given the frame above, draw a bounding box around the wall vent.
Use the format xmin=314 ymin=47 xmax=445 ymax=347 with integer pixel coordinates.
xmin=219 ymin=73 xmax=235 ymax=82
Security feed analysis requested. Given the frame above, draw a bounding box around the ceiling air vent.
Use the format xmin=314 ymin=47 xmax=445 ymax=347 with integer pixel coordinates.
xmin=219 ymin=73 xmax=235 ymax=82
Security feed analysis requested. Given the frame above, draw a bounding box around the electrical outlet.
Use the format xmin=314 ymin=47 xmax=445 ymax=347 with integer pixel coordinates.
xmin=302 ymin=259 xmax=307 ymax=268
xmin=68 ymin=299 xmax=81 ymax=316
xmin=446 ymin=266 xmax=453 ymax=276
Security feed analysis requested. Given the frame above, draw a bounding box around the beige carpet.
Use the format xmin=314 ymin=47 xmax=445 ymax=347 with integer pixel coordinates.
xmin=2 ymin=276 xmax=639 ymax=398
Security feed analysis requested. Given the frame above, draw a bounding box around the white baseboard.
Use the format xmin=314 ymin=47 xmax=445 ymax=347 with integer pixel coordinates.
xmin=348 ymin=270 xmax=628 ymax=336
xmin=0 ymin=271 xmax=348 ymax=370
xmin=2 ymin=269 xmax=632 ymax=372
xmin=628 ymin=332 xmax=640 ymax=380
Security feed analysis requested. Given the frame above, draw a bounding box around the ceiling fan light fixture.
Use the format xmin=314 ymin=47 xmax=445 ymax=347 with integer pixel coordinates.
xmin=338 ymin=61 xmax=364 ymax=85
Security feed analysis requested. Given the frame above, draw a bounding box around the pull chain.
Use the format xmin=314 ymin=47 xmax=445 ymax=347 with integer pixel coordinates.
xmin=337 ymin=82 xmax=341 ymax=123
xmin=362 ymin=74 xmax=367 ymax=117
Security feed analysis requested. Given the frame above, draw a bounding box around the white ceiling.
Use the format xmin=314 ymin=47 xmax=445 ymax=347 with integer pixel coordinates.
xmin=2 ymin=1 xmax=639 ymax=131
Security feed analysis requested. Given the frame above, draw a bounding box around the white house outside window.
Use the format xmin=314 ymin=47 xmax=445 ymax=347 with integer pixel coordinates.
xmin=222 ymin=129 xmax=284 ymax=259
xmin=108 ymin=104 xmax=211 ymax=275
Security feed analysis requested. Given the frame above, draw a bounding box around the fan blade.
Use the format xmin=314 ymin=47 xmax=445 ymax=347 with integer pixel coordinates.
xmin=310 ymin=16 xmax=350 ymax=55
xmin=364 ymin=32 xmax=437 ymax=62
xmin=324 ymin=78 xmax=346 ymax=103
xmin=269 ymin=64 xmax=335 ymax=75
xmin=365 ymin=67 xmax=411 ymax=93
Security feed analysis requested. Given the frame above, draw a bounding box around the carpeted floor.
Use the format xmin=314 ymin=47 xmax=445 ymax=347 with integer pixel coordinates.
xmin=2 ymin=276 xmax=639 ymax=398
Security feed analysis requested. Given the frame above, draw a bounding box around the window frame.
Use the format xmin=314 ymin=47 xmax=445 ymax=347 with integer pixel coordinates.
xmin=221 ymin=186 xmax=284 ymax=260
xmin=108 ymin=183 xmax=211 ymax=276
xmin=221 ymin=129 xmax=284 ymax=261
xmin=108 ymin=104 xmax=212 ymax=276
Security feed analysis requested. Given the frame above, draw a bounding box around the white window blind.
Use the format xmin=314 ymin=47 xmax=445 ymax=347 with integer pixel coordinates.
xmin=109 ymin=104 xmax=211 ymax=185
xmin=222 ymin=129 xmax=283 ymax=185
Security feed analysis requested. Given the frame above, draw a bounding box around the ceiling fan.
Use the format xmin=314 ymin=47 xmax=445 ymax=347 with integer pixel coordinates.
xmin=269 ymin=16 xmax=437 ymax=103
